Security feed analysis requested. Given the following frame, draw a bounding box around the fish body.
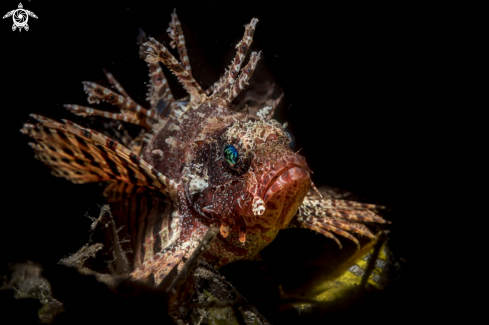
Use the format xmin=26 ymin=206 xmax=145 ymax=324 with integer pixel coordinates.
xmin=21 ymin=11 xmax=388 ymax=286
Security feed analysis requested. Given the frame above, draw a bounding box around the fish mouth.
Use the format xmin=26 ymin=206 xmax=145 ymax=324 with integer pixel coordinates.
xmin=263 ymin=166 xmax=311 ymax=227
xmin=244 ymin=158 xmax=311 ymax=229
xmin=262 ymin=156 xmax=311 ymax=195
xmin=264 ymin=165 xmax=310 ymax=195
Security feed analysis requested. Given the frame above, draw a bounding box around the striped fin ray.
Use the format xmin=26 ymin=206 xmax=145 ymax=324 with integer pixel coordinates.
xmin=130 ymin=242 xmax=189 ymax=286
xmin=211 ymin=18 xmax=258 ymax=99
xmin=292 ymin=197 xmax=388 ymax=249
xmin=204 ymin=83 xmax=215 ymax=96
xmin=104 ymin=182 xmax=177 ymax=270
xmin=103 ymin=69 xmax=133 ymax=101
xmin=136 ymin=28 xmax=175 ymax=118
xmin=22 ymin=121 xmax=135 ymax=184
xmin=226 ymin=51 xmax=261 ymax=103
xmin=64 ymin=104 xmax=140 ymax=125
xmin=103 ymin=182 xmax=195 ymax=286
xmin=61 ymin=117 xmax=177 ymax=197
xmin=329 ymin=199 xmax=386 ymax=211
xmin=167 ymin=10 xmax=192 ymax=76
xmin=68 ymin=69 xmax=160 ymax=128
xmin=82 ymin=81 xmax=159 ymax=128
xmin=127 ymin=132 xmax=146 ymax=156
xmin=21 ymin=115 xmax=177 ymax=197
xmin=143 ymin=37 xmax=206 ymax=108
xmin=103 ymin=182 xmax=151 ymax=202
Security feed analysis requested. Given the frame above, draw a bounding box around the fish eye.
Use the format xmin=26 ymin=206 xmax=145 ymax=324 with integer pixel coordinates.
xmin=223 ymin=144 xmax=239 ymax=167
xmin=284 ymin=128 xmax=296 ymax=150
xmin=220 ymin=141 xmax=250 ymax=175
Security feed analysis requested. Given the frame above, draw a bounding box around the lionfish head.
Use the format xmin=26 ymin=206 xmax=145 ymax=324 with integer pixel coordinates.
xmin=184 ymin=106 xmax=311 ymax=242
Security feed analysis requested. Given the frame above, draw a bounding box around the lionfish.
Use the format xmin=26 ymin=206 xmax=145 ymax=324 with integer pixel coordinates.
xmin=20 ymin=11 xmax=389 ymax=287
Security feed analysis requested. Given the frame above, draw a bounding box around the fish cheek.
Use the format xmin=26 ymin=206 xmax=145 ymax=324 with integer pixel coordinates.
xmin=206 ymin=152 xmax=236 ymax=188
xmin=200 ymin=187 xmax=215 ymax=209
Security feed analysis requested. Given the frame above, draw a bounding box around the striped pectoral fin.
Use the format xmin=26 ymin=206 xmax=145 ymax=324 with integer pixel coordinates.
xmin=130 ymin=243 xmax=188 ymax=286
xmin=103 ymin=181 xmax=151 ymax=203
xmin=21 ymin=115 xmax=177 ymax=196
xmin=22 ymin=119 xmax=123 ymax=184
xmin=291 ymin=197 xmax=389 ymax=249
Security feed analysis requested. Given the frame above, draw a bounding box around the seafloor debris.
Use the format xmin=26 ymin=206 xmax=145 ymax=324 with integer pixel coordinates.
xmin=1 ymin=262 xmax=64 ymax=323
xmin=1 ymin=205 xmax=272 ymax=324
xmin=1 ymin=189 xmax=396 ymax=324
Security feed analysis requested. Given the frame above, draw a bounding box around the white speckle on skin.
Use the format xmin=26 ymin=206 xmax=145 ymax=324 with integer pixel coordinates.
xmin=252 ymin=196 xmax=265 ymax=216
xmin=256 ymin=106 xmax=272 ymax=119
xmin=165 ymin=137 xmax=177 ymax=147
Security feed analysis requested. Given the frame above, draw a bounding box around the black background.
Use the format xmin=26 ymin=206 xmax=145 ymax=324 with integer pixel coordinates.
xmin=1 ymin=0 xmax=410 ymax=323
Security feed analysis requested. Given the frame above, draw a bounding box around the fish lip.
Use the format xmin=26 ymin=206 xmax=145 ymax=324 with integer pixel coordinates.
xmin=263 ymin=163 xmax=310 ymax=197
xmin=257 ymin=165 xmax=311 ymax=229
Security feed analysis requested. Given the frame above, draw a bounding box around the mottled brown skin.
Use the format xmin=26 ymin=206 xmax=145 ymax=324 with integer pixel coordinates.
xmin=138 ymin=96 xmax=311 ymax=267
xmin=21 ymin=12 xmax=389 ymax=286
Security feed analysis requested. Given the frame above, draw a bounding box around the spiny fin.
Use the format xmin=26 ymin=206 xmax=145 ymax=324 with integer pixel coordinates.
xmin=167 ymin=10 xmax=193 ymax=76
xmin=130 ymin=243 xmax=188 ymax=286
xmin=137 ymin=28 xmax=175 ymax=117
xmin=211 ymin=18 xmax=258 ymax=99
xmin=21 ymin=115 xmax=177 ymax=197
xmin=103 ymin=69 xmax=133 ymax=100
xmin=82 ymin=81 xmax=159 ymax=127
xmin=64 ymin=104 xmax=142 ymax=126
xmin=143 ymin=37 xmax=206 ymax=107
xmin=292 ymin=197 xmax=389 ymax=249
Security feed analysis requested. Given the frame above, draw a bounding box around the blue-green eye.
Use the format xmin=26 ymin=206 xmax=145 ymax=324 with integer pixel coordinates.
xmin=284 ymin=128 xmax=296 ymax=150
xmin=220 ymin=140 xmax=251 ymax=174
xmin=223 ymin=144 xmax=239 ymax=167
